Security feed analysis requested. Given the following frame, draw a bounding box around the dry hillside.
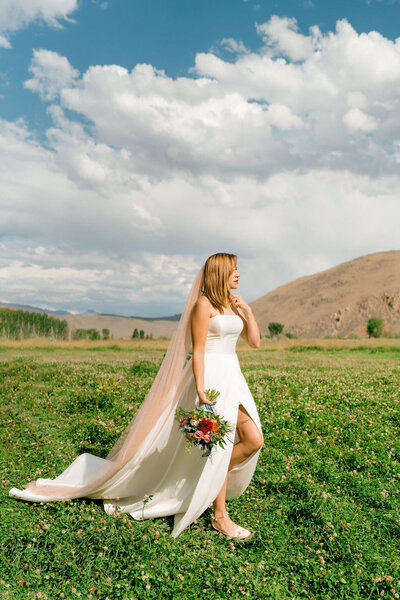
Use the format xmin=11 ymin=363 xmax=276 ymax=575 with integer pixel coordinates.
xmin=55 ymin=314 xmax=177 ymax=340
xmin=250 ymin=250 xmax=400 ymax=338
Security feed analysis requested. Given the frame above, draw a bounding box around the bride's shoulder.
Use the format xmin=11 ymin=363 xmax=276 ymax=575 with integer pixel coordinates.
xmin=195 ymin=294 xmax=212 ymax=309
xmin=193 ymin=294 xmax=212 ymax=316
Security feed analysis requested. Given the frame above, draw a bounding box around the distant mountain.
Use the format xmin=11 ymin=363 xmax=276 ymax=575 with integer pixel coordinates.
xmin=90 ymin=312 xmax=181 ymax=321
xmin=0 ymin=302 xmax=181 ymax=322
xmin=127 ymin=314 xmax=181 ymax=322
xmin=250 ymin=250 xmax=400 ymax=339
xmin=0 ymin=301 xmax=71 ymax=316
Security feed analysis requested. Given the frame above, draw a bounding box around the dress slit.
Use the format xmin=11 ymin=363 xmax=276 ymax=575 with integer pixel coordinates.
xmin=237 ymin=403 xmax=263 ymax=437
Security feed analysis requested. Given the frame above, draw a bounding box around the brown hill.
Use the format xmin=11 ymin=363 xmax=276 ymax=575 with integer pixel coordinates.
xmin=55 ymin=314 xmax=177 ymax=340
xmin=250 ymin=250 xmax=400 ymax=338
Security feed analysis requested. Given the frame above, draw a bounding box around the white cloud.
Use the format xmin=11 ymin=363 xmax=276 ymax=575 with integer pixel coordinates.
xmin=24 ymin=14 xmax=400 ymax=183
xmin=0 ymin=117 xmax=398 ymax=315
xmin=343 ymin=107 xmax=377 ymax=132
xmin=0 ymin=0 xmax=78 ymax=48
xmin=256 ymin=15 xmax=317 ymax=61
xmin=0 ymin=33 xmax=10 ymax=49
xmin=1 ymin=16 xmax=400 ymax=315
xmin=220 ymin=38 xmax=248 ymax=55
xmin=24 ymin=49 xmax=79 ymax=101
xmin=267 ymin=104 xmax=303 ymax=130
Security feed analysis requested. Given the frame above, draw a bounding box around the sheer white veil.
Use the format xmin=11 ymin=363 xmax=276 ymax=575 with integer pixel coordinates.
xmin=21 ymin=266 xmax=205 ymax=501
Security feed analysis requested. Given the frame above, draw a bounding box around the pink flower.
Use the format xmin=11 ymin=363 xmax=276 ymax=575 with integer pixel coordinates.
xmin=179 ymin=416 xmax=188 ymax=427
xmin=194 ymin=430 xmax=204 ymax=440
xmin=203 ymin=433 xmax=211 ymax=443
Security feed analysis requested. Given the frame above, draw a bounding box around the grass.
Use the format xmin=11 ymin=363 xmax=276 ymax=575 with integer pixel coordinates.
xmin=0 ymin=340 xmax=400 ymax=599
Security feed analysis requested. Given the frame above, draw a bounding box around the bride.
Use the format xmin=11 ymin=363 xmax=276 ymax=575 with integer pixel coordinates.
xmin=10 ymin=252 xmax=264 ymax=540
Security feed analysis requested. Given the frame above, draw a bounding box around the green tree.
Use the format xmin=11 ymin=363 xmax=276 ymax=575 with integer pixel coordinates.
xmin=268 ymin=322 xmax=284 ymax=336
xmin=102 ymin=328 xmax=110 ymax=340
xmin=88 ymin=328 xmax=101 ymax=340
xmin=72 ymin=328 xmax=88 ymax=340
xmin=132 ymin=328 xmax=139 ymax=339
xmin=367 ymin=317 xmax=384 ymax=338
xmin=139 ymin=329 xmax=145 ymax=339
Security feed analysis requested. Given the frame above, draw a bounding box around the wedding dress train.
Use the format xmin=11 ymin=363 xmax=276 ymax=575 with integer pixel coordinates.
xmin=9 ymin=313 xmax=263 ymax=538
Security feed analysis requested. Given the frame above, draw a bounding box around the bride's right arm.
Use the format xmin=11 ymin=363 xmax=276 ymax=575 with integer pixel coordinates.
xmin=191 ymin=296 xmax=213 ymax=405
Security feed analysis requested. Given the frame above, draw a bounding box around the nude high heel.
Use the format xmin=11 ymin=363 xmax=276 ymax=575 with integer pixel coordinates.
xmin=211 ymin=511 xmax=254 ymax=541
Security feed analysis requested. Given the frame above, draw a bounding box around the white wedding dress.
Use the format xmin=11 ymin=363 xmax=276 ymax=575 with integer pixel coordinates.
xmin=10 ymin=314 xmax=263 ymax=538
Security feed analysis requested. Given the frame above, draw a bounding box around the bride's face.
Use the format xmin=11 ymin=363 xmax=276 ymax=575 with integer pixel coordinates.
xmin=228 ymin=266 xmax=239 ymax=289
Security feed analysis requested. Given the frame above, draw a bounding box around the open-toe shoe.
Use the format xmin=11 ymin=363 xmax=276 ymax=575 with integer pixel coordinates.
xmin=211 ymin=511 xmax=254 ymax=541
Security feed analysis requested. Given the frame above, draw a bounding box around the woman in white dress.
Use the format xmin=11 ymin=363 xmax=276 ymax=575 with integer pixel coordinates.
xmin=9 ymin=252 xmax=264 ymax=540
xmin=191 ymin=252 xmax=264 ymax=540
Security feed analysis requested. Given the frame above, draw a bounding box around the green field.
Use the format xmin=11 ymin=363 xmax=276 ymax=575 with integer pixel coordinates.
xmin=1 ymin=340 xmax=400 ymax=599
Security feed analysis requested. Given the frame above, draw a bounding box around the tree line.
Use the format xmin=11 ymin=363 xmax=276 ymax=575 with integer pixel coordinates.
xmin=72 ymin=327 xmax=153 ymax=340
xmin=0 ymin=308 xmax=67 ymax=340
xmin=132 ymin=328 xmax=152 ymax=339
xmin=72 ymin=328 xmax=111 ymax=340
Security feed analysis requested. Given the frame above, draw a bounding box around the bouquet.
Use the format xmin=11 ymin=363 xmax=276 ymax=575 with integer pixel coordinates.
xmin=175 ymin=389 xmax=234 ymax=457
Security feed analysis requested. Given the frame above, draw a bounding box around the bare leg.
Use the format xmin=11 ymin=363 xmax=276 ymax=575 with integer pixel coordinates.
xmin=211 ymin=405 xmax=263 ymax=535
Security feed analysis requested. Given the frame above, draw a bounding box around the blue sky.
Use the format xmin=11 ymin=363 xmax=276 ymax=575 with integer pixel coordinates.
xmin=0 ymin=0 xmax=399 ymax=316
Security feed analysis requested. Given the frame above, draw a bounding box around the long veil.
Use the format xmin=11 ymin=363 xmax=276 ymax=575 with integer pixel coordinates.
xmin=13 ymin=266 xmax=205 ymax=501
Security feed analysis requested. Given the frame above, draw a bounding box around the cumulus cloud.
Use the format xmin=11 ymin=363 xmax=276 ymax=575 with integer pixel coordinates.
xmin=0 ymin=0 xmax=78 ymax=48
xmin=256 ymin=15 xmax=317 ymax=61
xmin=1 ymin=118 xmax=398 ymax=315
xmin=343 ymin=107 xmax=377 ymax=132
xmin=24 ymin=49 xmax=79 ymax=101
xmin=220 ymin=38 xmax=249 ymax=55
xmin=1 ymin=16 xmax=400 ymax=315
xmin=21 ymin=16 xmax=399 ymax=182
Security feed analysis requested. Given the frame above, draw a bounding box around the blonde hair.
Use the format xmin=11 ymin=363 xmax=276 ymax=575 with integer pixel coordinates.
xmin=202 ymin=252 xmax=237 ymax=310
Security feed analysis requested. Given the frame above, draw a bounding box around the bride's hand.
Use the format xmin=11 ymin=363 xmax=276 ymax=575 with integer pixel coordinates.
xmin=231 ymin=294 xmax=250 ymax=314
xmin=197 ymin=390 xmax=213 ymax=405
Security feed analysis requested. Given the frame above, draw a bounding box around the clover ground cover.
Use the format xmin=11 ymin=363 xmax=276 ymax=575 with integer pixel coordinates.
xmin=0 ymin=342 xmax=399 ymax=599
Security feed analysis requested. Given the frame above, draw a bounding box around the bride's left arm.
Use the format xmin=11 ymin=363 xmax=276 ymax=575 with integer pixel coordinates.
xmin=231 ymin=295 xmax=260 ymax=349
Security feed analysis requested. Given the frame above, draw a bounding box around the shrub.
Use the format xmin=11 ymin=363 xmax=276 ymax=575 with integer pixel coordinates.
xmin=132 ymin=328 xmax=139 ymax=339
xmin=102 ymin=328 xmax=110 ymax=340
xmin=367 ymin=317 xmax=384 ymax=338
xmin=285 ymin=332 xmax=297 ymax=339
xmin=88 ymin=328 xmax=101 ymax=341
xmin=72 ymin=328 xmax=88 ymax=340
xmin=72 ymin=327 xmax=100 ymax=341
xmin=268 ymin=322 xmax=284 ymax=336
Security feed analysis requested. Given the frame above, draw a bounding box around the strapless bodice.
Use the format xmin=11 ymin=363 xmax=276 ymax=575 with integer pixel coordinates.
xmin=205 ymin=314 xmax=243 ymax=354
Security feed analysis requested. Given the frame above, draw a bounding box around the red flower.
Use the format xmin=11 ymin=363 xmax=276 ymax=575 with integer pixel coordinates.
xmin=198 ymin=419 xmax=213 ymax=433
